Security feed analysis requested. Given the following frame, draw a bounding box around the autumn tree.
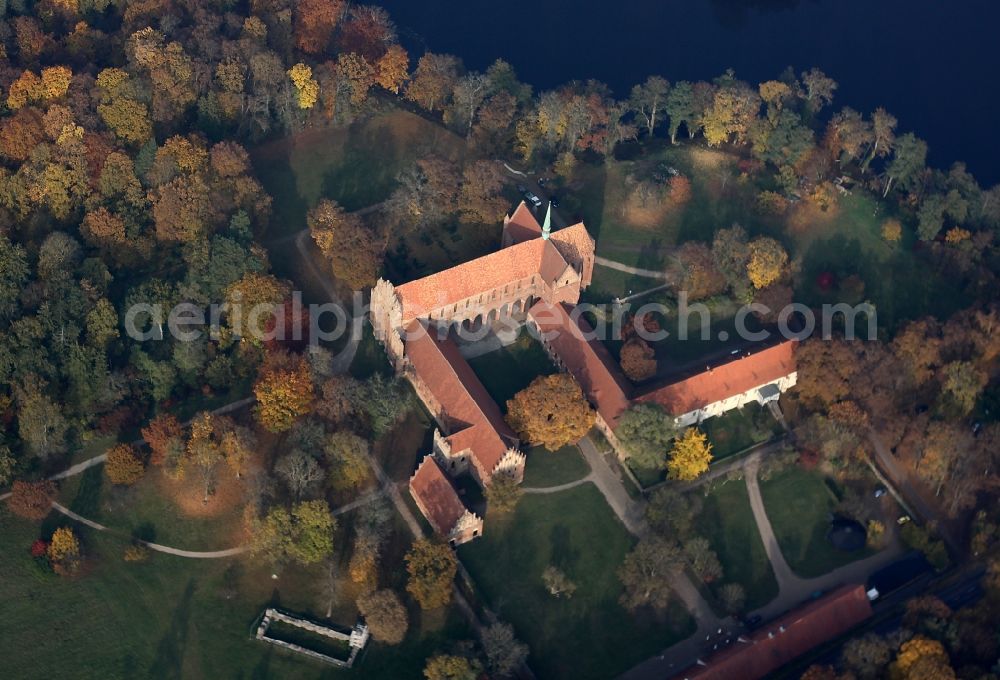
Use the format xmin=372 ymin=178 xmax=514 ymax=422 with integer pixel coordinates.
xmin=405 ymin=539 xmax=457 ymax=609
xmin=484 ymin=471 xmax=522 ymax=514
xmin=505 ymin=374 xmax=596 ymax=451
xmin=615 ymin=404 xmax=676 ymax=470
xmin=254 ymin=352 xmax=314 ymax=433
xmin=375 ymin=44 xmax=409 ymax=93
xmin=288 ymin=63 xmax=320 ymax=110
xmin=620 ymin=337 xmax=657 ymax=382
xmin=356 ymin=589 xmax=408 ymax=644
xmin=423 ymin=655 xmax=481 ymax=680
xmin=670 ymin=242 xmax=727 ymax=300
xmin=881 ymin=218 xmax=903 ymax=242
xmin=799 ymin=68 xmax=838 ymax=114
xmin=294 ymin=0 xmax=344 ymax=54
xmin=307 ymin=198 xmax=384 ymax=288
xmin=105 ymin=443 xmax=145 ymax=485
xmin=891 ymin=636 xmax=955 ymax=680
xmin=405 ymin=53 xmax=460 ymax=112
xmin=7 ymin=480 xmax=55 ymax=520
xmin=618 ymin=536 xmax=683 ymax=609
xmin=47 ymin=526 xmax=82 ymax=575
xmin=142 ymin=413 xmax=184 ymax=468
xmin=746 ymin=237 xmax=789 ymax=289
xmin=481 ymin=622 xmax=529 ymax=677
xmin=458 ymin=160 xmax=507 ymax=224
xmin=184 ymin=412 xmax=226 ymax=501
xmin=667 ymin=428 xmax=713 ymax=481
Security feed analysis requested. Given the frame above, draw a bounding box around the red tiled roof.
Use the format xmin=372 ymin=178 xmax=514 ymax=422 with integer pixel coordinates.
xmin=409 ymin=456 xmax=467 ymax=535
xmin=679 ymin=585 xmax=873 ymax=680
xmin=395 ymin=238 xmax=570 ymax=322
xmin=548 ymin=222 xmax=594 ymax=275
xmin=527 ymin=300 xmax=631 ymax=426
xmin=637 ymin=340 xmax=797 ymax=415
xmin=404 ymin=321 xmax=516 ymax=477
xmin=503 ymin=201 xmax=543 ymax=244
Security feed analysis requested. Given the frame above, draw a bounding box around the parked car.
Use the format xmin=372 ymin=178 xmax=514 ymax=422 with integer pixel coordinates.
xmin=516 ymin=184 xmax=527 ymax=194
xmin=897 ymin=514 xmax=912 ymax=525
xmin=874 ymin=486 xmax=888 ymax=498
xmin=524 ymin=192 xmax=543 ymax=208
xmin=550 ymin=195 xmax=560 ymax=207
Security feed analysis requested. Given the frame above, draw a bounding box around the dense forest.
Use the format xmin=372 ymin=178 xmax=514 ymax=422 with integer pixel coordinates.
xmin=0 ymin=1 xmax=999 ymax=678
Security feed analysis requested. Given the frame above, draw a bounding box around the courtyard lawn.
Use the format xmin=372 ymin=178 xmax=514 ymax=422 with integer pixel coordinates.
xmin=702 ymin=404 xmax=783 ymax=461
xmin=466 ymin=331 xmax=557 ymax=410
xmin=0 ymin=507 xmax=468 ymax=680
xmin=698 ymin=480 xmax=780 ymax=611
xmin=522 ymin=445 xmax=590 ymax=488
xmin=460 ymin=484 xmax=695 ymax=679
xmin=626 ymin=461 xmax=666 ymax=489
xmin=758 ymin=467 xmax=875 ymax=578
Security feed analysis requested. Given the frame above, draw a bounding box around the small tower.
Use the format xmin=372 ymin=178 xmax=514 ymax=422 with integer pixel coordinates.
xmin=541 ymin=201 xmax=552 ymax=240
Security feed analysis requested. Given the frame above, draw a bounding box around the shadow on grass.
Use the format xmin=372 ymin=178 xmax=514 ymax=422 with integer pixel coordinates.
xmin=148 ymin=580 xmax=196 ymax=680
xmin=69 ymin=466 xmax=104 ymax=519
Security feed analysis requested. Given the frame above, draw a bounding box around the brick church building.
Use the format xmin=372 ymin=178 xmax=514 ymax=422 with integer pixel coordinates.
xmin=370 ymin=202 xmax=797 ymax=545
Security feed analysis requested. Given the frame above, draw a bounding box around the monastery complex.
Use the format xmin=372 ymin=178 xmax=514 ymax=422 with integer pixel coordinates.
xmin=370 ymin=202 xmax=798 ymax=546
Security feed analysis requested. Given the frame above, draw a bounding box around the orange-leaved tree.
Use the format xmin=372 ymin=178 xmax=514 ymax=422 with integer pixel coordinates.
xmin=105 ymin=443 xmax=145 ymax=485
xmin=7 ymin=480 xmax=55 ymax=520
xmin=141 ymin=413 xmax=184 ymax=469
xmin=253 ymin=352 xmax=314 ymax=433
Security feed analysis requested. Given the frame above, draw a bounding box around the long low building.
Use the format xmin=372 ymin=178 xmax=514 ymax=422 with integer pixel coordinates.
xmin=677 ymin=585 xmax=873 ymax=680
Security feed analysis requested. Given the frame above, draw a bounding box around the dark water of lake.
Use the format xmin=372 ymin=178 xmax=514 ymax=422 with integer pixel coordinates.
xmin=375 ymin=0 xmax=1000 ymax=185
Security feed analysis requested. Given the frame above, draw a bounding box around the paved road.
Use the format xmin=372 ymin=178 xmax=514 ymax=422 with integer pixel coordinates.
xmin=743 ymin=455 xmax=905 ymax=621
xmin=578 ymin=437 xmax=648 ymax=535
xmin=522 ymin=477 xmax=592 ymax=495
xmin=294 ymin=229 xmax=362 ymax=373
xmin=50 ymin=501 xmax=248 ymax=558
xmin=866 ymin=429 xmax=961 ymax=554
xmin=595 ymin=255 xmax=669 ymax=280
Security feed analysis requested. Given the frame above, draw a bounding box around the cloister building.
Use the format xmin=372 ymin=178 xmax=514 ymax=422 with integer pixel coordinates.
xmin=370 ymin=202 xmax=797 ymax=545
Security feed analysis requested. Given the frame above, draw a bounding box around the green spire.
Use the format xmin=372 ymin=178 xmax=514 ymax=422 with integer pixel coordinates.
xmin=542 ymin=201 xmax=552 ymax=240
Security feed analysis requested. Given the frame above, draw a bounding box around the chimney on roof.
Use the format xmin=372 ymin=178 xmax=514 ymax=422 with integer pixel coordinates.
xmin=542 ymin=201 xmax=552 ymax=240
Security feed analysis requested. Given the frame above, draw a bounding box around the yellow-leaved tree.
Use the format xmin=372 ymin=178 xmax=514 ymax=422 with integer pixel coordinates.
xmin=253 ymin=352 xmax=314 ymax=433
xmin=105 ymin=443 xmax=145 ymax=485
xmin=746 ymin=236 xmax=789 ymax=289
xmin=891 ymin=636 xmax=955 ymax=680
xmin=288 ymin=63 xmax=319 ymax=109
xmin=48 ymin=526 xmax=81 ymax=575
xmin=666 ymin=428 xmax=713 ymax=481
xmin=505 ymin=373 xmax=596 ymax=451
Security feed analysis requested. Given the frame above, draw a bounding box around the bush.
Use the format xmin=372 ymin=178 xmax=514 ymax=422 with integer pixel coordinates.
xmin=124 ymin=544 xmax=151 ymax=562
